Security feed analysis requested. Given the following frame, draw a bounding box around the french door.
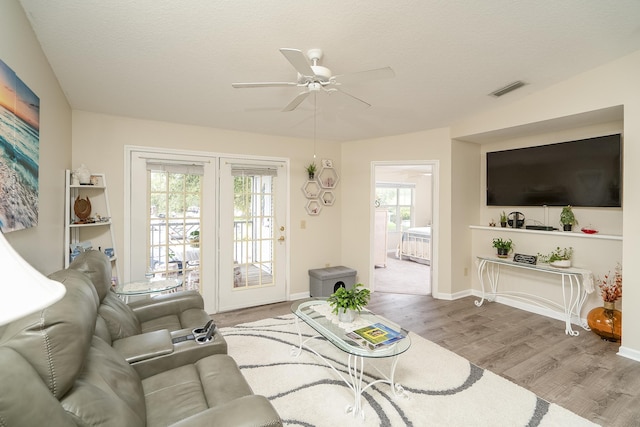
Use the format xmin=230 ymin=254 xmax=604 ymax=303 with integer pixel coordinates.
xmin=218 ymin=158 xmax=287 ymax=311
xmin=127 ymin=148 xmax=287 ymax=313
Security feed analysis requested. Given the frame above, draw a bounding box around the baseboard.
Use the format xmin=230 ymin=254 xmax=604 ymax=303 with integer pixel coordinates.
xmin=433 ymin=289 xmax=473 ymax=300
xmin=617 ymin=346 xmax=640 ymax=362
xmin=289 ymin=291 xmax=310 ymax=301
xmin=468 ymin=289 xmax=587 ymax=326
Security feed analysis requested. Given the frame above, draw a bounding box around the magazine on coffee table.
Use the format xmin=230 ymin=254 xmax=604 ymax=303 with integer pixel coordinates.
xmin=346 ymin=323 xmax=406 ymax=349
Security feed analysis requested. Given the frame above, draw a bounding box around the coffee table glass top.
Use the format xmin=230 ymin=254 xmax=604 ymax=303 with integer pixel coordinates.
xmin=114 ymin=278 xmax=182 ymax=296
xmin=291 ymin=299 xmax=411 ymax=358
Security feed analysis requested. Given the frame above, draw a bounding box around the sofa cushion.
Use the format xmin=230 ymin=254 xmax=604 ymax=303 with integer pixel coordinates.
xmin=99 ymin=292 xmax=143 ymax=339
xmin=0 ymin=347 xmax=76 ymax=427
xmin=142 ymin=354 xmax=253 ymax=427
xmin=0 ymin=269 xmax=98 ymax=399
xmin=61 ymin=336 xmax=146 ymax=427
xmin=70 ymin=250 xmax=143 ymax=339
xmin=69 ymin=249 xmax=112 ymax=301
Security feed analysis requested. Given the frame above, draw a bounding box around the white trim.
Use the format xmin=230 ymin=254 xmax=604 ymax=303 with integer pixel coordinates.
xmin=124 ymin=145 xmax=291 ymax=314
xmin=617 ymin=346 xmax=640 ymax=362
xmin=370 ymin=160 xmax=439 ymax=297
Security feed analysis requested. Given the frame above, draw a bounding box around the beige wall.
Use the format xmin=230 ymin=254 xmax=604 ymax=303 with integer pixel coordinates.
xmin=6 ymin=0 xmax=640 ymax=358
xmin=341 ymin=127 xmax=452 ymax=297
xmin=452 ymin=50 xmax=640 ymax=359
xmin=451 ymin=139 xmax=481 ymax=295
xmin=71 ymin=110 xmax=342 ymax=299
xmin=0 ymin=0 xmax=72 ymax=274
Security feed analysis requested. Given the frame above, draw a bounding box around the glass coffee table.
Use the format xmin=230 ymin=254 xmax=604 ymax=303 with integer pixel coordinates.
xmin=114 ymin=278 xmax=182 ymax=302
xmin=291 ymin=299 xmax=411 ymax=418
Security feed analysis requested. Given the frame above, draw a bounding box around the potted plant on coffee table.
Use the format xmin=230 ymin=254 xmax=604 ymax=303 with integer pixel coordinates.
xmin=327 ymin=283 xmax=371 ymax=323
xmin=537 ymin=246 xmax=574 ymax=268
xmin=492 ymin=237 xmax=513 ymax=258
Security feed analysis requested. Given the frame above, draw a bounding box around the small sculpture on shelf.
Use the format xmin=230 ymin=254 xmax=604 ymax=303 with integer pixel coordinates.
xmin=75 ymin=164 xmax=91 ymax=184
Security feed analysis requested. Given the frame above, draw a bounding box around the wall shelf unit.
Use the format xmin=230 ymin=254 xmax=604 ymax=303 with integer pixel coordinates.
xmin=469 ymin=225 xmax=622 ymax=241
xmin=64 ymin=170 xmax=120 ymax=284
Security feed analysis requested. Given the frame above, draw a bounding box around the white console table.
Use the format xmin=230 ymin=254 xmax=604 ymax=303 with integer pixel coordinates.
xmin=475 ymin=256 xmax=595 ymax=336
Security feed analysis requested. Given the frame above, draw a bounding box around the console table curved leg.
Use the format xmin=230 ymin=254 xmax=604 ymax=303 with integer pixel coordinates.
xmin=475 ymin=259 xmax=499 ymax=307
xmin=561 ymin=274 xmax=586 ymax=336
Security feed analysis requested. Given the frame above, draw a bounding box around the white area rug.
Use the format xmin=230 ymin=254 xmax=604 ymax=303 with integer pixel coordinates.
xmin=221 ymin=315 xmax=597 ymax=426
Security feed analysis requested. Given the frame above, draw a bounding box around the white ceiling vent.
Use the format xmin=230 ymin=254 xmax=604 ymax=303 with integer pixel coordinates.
xmin=490 ymin=81 xmax=526 ymax=97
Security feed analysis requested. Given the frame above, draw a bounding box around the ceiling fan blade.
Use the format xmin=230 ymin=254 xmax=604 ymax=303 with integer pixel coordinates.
xmin=232 ymin=82 xmax=298 ymax=88
xmin=282 ymin=91 xmax=310 ymax=112
xmin=279 ymin=48 xmax=315 ymax=77
xmin=334 ymin=88 xmax=371 ymax=108
xmin=333 ymin=66 xmax=395 ymax=84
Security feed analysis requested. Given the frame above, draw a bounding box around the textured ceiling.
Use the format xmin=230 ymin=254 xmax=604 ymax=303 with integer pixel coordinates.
xmin=19 ymin=0 xmax=640 ymax=142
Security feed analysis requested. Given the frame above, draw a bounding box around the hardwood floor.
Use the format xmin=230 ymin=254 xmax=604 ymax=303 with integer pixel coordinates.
xmin=214 ymin=293 xmax=640 ymax=426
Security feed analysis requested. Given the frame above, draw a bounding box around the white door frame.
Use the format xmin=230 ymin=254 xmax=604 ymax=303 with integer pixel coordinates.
xmin=217 ymin=157 xmax=289 ymax=312
xmin=125 ymin=146 xmax=290 ymax=314
xmin=370 ymin=160 xmax=439 ymax=296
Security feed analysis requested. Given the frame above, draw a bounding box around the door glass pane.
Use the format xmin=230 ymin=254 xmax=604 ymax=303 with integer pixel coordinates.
xmin=148 ymin=170 xmax=202 ymax=292
xmin=233 ymin=173 xmax=275 ymax=288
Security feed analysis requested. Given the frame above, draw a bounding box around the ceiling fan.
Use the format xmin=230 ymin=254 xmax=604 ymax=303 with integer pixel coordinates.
xmin=232 ymin=48 xmax=395 ymax=112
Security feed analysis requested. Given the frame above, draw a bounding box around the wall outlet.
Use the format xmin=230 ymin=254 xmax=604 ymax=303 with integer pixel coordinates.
xmin=464 ymin=267 xmax=469 ymax=276
xmin=300 ymin=220 xmax=306 ymax=229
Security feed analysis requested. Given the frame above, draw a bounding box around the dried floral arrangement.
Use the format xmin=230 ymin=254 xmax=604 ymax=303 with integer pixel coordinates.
xmin=597 ymin=263 xmax=622 ymax=303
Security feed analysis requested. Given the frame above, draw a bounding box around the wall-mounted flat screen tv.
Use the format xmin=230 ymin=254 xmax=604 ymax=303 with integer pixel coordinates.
xmin=486 ymin=134 xmax=622 ymax=207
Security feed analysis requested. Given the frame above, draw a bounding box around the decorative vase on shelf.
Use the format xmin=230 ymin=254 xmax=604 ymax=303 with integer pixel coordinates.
xmin=587 ymin=301 xmax=621 ymax=342
xmin=75 ymin=164 xmax=91 ymax=184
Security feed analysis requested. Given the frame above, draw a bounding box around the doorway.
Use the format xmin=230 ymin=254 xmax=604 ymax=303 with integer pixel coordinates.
xmin=372 ymin=162 xmax=436 ymax=295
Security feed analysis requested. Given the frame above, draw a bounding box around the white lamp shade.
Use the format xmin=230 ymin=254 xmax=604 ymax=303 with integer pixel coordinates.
xmin=0 ymin=233 xmax=66 ymax=326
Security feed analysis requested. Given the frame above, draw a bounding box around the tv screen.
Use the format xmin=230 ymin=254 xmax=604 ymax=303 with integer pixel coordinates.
xmin=486 ymin=134 xmax=622 ymax=207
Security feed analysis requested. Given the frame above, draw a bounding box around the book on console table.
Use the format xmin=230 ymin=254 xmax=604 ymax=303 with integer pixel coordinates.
xmin=346 ymin=323 xmax=406 ymax=349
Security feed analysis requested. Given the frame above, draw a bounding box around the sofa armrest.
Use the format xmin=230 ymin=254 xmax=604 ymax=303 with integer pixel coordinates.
xmin=112 ymin=330 xmax=173 ymax=363
xmin=128 ymin=291 xmax=204 ymax=323
xmin=131 ymin=329 xmax=227 ymax=379
xmin=170 ymin=395 xmax=282 ymax=427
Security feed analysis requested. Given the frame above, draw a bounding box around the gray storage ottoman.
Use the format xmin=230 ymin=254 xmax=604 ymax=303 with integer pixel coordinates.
xmin=308 ymin=266 xmax=357 ymax=297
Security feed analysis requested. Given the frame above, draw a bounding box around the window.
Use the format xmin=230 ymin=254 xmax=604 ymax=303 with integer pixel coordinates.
xmin=147 ymin=162 xmax=203 ymax=291
xmin=375 ymin=183 xmax=415 ymax=232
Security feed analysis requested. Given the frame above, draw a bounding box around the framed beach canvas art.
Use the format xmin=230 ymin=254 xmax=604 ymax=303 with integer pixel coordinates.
xmin=0 ymin=59 xmax=40 ymax=233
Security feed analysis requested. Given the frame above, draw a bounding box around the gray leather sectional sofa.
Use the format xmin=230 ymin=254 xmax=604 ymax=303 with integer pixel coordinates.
xmin=0 ymin=250 xmax=282 ymax=426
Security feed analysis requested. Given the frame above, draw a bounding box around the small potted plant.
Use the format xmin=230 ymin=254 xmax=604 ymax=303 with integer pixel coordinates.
xmin=560 ymin=205 xmax=578 ymax=231
xmin=327 ymin=283 xmax=371 ymax=323
xmin=499 ymin=211 xmax=508 ymax=228
xmin=305 ymin=162 xmax=317 ymax=180
xmin=537 ymin=246 xmax=573 ymax=268
xmin=492 ymin=237 xmax=513 ymax=258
